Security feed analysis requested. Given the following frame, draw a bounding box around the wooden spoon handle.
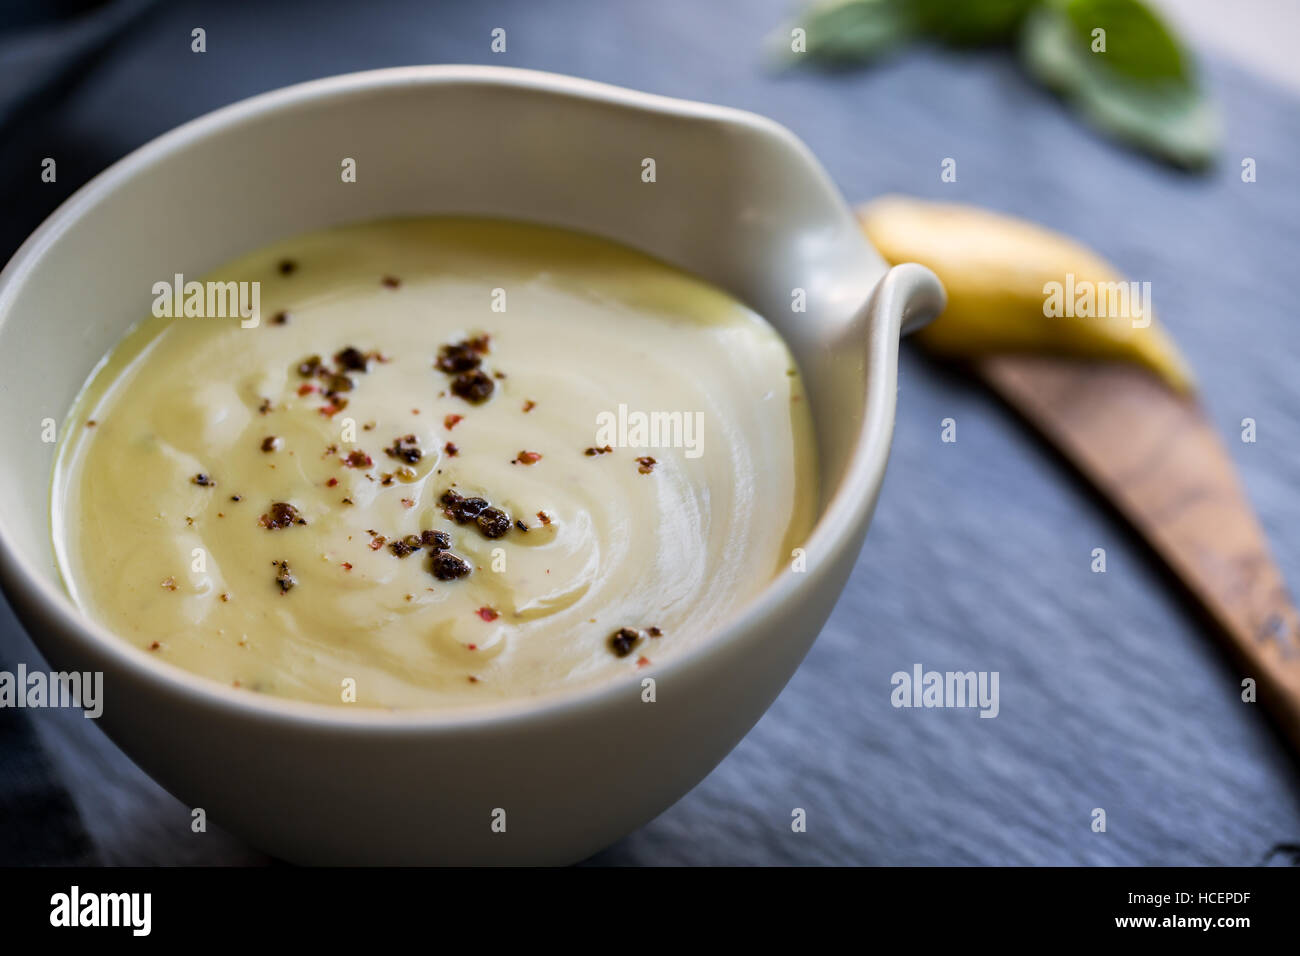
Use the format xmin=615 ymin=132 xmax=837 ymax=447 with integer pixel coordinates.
xmin=975 ymin=354 xmax=1300 ymax=751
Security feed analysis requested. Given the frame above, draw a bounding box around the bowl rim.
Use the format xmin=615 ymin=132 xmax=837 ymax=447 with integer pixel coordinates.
xmin=0 ymin=64 xmax=898 ymax=733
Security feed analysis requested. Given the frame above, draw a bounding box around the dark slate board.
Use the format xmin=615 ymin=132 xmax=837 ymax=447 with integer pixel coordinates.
xmin=2 ymin=0 xmax=1298 ymax=865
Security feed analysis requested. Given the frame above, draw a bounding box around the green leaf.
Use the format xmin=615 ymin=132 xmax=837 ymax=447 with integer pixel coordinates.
xmin=772 ymin=0 xmax=915 ymax=68
xmin=1021 ymin=0 xmax=1218 ymax=167
xmin=912 ymin=0 xmax=1041 ymax=47
xmin=775 ymin=0 xmax=1037 ymax=66
xmin=1062 ymin=0 xmax=1185 ymax=80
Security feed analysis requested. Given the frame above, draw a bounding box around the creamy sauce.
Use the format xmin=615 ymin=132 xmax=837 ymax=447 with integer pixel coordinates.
xmin=51 ymin=218 xmax=817 ymax=709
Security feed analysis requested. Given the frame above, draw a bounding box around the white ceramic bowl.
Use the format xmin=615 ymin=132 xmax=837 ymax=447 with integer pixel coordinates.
xmin=0 ymin=66 xmax=943 ymax=864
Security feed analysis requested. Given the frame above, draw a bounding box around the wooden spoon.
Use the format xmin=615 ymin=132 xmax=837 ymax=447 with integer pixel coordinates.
xmin=973 ymin=353 xmax=1300 ymax=752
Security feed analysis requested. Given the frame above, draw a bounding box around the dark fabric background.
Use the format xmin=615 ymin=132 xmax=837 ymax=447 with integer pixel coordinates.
xmin=1 ymin=0 xmax=1298 ymax=865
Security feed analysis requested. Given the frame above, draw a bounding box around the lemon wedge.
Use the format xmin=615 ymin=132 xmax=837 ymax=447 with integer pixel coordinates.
xmin=860 ymin=196 xmax=1195 ymax=393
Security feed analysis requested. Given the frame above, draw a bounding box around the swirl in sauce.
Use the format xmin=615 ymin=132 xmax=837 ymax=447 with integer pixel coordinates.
xmin=51 ymin=219 xmax=817 ymax=709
